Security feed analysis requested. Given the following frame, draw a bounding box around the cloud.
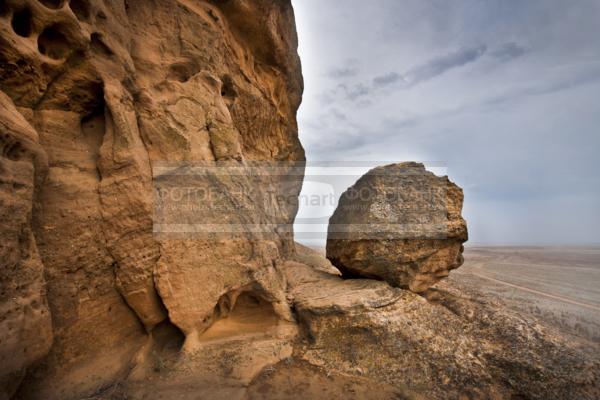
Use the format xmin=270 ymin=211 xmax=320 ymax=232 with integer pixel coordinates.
xmin=404 ymin=45 xmax=487 ymax=87
xmin=337 ymin=45 xmax=489 ymax=101
xmin=317 ymin=83 xmax=372 ymax=104
xmin=346 ymin=84 xmax=371 ymax=100
xmin=330 ymin=108 xmax=348 ymax=121
xmin=326 ymin=67 xmax=359 ymax=79
xmin=331 ymin=83 xmax=371 ymax=101
xmin=490 ymin=42 xmax=529 ymax=62
xmin=373 ymin=72 xmax=402 ymax=87
xmin=480 ymin=66 xmax=600 ymax=108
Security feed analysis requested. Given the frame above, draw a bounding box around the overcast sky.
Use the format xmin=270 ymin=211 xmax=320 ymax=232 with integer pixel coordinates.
xmin=291 ymin=0 xmax=600 ymax=245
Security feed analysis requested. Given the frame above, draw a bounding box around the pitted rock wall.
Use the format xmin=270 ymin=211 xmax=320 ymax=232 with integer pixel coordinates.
xmin=0 ymin=0 xmax=304 ymax=397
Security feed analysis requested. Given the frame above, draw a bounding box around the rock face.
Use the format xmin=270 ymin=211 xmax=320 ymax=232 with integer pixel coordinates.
xmin=0 ymin=91 xmax=53 ymax=399
xmin=70 ymin=245 xmax=600 ymax=400
xmin=326 ymin=162 xmax=468 ymax=292
xmin=283 ymin=254 xmax=600 ymax=400
xmin=0 ymin=0 xmax=303 ymax=398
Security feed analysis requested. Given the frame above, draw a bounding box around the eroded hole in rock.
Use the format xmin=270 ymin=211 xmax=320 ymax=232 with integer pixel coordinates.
xmin=126 ymin=318 xmax=186 ymax=376
xmin=1 ymin=135 xmax=26 ymax=161
xmin=69 ymin=0 xmax=91 ymax=21
xmin=168 ymin=63 xmax=196 ymax=83
xmin=90 ymin=32 xmax=112 ymax=56
xmin=220 ymin=74 xmax=237 ymax=101
xmin=11 ymin=8 xmax=33 ymax=37
xmin=6 ymin=142 xmax=26 ymax=161
xmin=200 ymin=291 xmax=279 ymax=341
xmin=38 ymin=25 xmax=72 ymax=60
xmin=150 ymin=319 xmax=185 ymax=369
xmin=38 ymin=0 xmax=64 ymax=10
xmin=80 ymin=88 xmax=105 ymax=165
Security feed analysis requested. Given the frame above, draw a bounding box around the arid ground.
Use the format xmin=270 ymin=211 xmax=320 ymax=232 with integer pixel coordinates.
xmin=453 ymin=246 xmax=600 ymax=343
xmin=310 ymin=244 xmax=600 ymax=343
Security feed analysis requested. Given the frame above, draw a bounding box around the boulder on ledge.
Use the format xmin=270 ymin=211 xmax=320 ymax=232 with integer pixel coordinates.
xmin=326 ymin=162 xmax=468 ymax=293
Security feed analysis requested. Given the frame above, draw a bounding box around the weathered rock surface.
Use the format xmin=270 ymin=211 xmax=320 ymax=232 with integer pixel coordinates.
xmin=2 ymin=2 xmax=599 ymax=400
xmin=283 ymin=253 xmax=600 ymax=400
xmin=0 ymin=91 xmax=53 ymax=399
xmin=327 ymin=162 xmax=468 ymax=292
xmin=0 ymin=0 xmax=303 ymax=398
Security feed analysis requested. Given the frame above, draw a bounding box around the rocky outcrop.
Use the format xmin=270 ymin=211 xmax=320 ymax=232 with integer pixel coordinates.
xmin=0 ymin=0 xmax=303 ymax=398
xmin=283 ymin=255 xmax=600 ymax=400
xmin=326 ymin=162 xmax=468 ymax=292
xmin=41 ymin=247 xmax=598 ymax=400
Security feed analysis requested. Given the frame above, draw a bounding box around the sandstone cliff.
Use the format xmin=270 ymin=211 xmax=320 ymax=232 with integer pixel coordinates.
xmin=0 ymin=0 xmax=303 ymax=398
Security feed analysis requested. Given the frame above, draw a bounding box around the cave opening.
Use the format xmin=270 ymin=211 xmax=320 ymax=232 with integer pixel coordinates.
xmin=38 ymin=25 xmax=72 ymax=60
xmin=11 ymin=8 xmax=33 ymax=37
xmin=151 ymin=319 xmax=186 ymax=356
xmin=200 ymin=290 xmax=280 ymax=341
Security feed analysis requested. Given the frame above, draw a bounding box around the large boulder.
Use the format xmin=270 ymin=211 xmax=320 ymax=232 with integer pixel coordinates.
xmin=326 ymin=162 xmax=468 ymax=292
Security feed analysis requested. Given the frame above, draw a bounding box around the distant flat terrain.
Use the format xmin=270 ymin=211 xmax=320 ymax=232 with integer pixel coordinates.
xmin=455 ymin=246 xmax=600 ymax=341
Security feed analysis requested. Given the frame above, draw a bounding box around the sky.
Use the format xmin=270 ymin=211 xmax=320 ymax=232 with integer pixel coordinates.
xmin=291 ymin=0 xmax=600 ymax=245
